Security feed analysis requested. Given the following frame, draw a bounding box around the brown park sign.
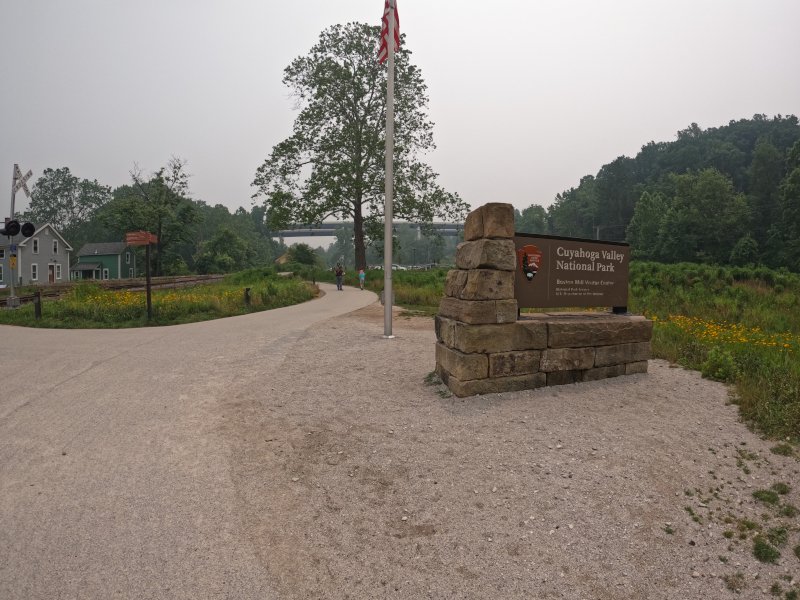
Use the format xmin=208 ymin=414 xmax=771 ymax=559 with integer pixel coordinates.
xmin=125 ymin=231 xmax=158 ymax=246
xmin=514 ymin=233 xmax=630 ymax=310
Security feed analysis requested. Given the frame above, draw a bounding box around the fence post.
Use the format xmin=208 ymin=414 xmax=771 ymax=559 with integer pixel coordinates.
xmin=34 ymin=290 xmax=42 ymax=320
xmin=244 ymin=287 xmax=251 ymax=306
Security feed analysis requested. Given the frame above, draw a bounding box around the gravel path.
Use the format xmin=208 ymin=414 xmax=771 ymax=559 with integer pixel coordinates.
xmin=222 ymin=301 xmax=800 ymax=599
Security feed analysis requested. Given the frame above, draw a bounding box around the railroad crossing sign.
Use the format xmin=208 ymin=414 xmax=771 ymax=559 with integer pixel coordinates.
xmin=13 ymin=164 xmax=32 ymax=197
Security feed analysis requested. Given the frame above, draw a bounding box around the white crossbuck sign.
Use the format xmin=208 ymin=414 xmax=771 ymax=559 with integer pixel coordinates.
xmin=13 ymin=165 xmax=32 ymax=197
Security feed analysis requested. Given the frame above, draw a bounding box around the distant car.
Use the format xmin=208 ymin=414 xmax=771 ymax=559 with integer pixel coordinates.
xmin=391 ymin=264 xmax=407 ymax=271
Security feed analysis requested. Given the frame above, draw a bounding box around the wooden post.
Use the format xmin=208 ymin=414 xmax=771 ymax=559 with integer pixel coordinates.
xmin=145 ymin=243 xmax=152 ymax=320
xmin=34 ymin=290 xmax=42 ymax=320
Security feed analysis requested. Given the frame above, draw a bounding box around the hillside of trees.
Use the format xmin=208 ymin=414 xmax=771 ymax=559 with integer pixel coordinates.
xmin=515 ymin=114 xmax=800 ymax=272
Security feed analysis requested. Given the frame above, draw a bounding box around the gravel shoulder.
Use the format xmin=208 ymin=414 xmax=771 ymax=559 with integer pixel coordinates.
xmin=221 ymin=301 xmax=800 ymax=599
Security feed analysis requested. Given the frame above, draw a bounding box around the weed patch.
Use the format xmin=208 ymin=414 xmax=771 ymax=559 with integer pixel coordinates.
xmin=771 ymin=482 xmax=791 ymax=495
xmin=766 ymin=527 xmax=788 ymax=547
xmin=723 ymin=571 xmax=746 ymax=593
xmin=771 ymin=443 xmax=795 ymax=456
xmin=753 ymin=489 xmax=781 ymax=505
xmin=753 ymin=536 xmax=781 ymax=563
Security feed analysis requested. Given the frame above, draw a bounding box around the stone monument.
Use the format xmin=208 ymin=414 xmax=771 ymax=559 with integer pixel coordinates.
xmin=435 ymin=203 xmax=652 ymax=397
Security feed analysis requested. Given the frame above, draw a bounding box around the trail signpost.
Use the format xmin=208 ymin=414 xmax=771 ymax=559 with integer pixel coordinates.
xmin=126 ymin=231 xmax=158 ymax=319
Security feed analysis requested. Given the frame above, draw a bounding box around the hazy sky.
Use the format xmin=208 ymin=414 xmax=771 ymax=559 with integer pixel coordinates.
xmin=2 ymin=0 xmax=799 ymax=224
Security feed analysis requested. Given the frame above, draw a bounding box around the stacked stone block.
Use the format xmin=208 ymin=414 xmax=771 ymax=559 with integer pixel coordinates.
xmin=435 ymin=202 xmax=652 ymax=398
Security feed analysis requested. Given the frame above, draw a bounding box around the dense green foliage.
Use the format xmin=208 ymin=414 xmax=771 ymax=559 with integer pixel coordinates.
xmin=0 ymin=270 xmax=315 ymax=328
xmin=286 ymin=243 xmax=318 ymax=266
xmin=515 ymin=115 xmax=800 ymax=271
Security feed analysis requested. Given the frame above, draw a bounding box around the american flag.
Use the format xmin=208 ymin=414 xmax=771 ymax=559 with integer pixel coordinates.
xmin=378 ymin=0 xmax=400 ymax=64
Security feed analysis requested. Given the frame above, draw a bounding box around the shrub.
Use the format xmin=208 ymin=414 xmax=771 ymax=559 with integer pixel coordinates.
xmin=771 ymin=482 xmax=791 ymax=495
xmin=701 ymin=347 xmax=739 ymax=382
xmin=753 ymin=536 xmax=780 ymax=563
xmin=766 ymin=527 xmax=788 ymax=547
xmin=753 ymin=490 xmax=780 ymax=505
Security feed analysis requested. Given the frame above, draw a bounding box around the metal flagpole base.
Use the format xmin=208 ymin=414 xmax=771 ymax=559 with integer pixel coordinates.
xmin=382 ymin=334 xmax=395 ymax=339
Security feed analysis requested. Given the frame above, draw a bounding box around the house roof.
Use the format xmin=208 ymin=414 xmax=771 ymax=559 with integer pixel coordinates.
xmin=70 ymin=262 xmax=101 ymax=271
xmin=77 ymin=242 xmax=129 ymax=257
xmin=16 ymin=223 xmax=73 ymax=251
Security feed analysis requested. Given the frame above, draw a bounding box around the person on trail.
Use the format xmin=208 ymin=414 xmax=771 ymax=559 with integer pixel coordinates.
xmin=358 ymin=269 xmax=365 ymax=290
xmin=334 ymin=263 xmax=344 ymax=290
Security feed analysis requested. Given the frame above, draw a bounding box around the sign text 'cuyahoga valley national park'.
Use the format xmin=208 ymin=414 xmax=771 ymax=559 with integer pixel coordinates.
xmin=514 ymin=234 xmax=630 ymax=309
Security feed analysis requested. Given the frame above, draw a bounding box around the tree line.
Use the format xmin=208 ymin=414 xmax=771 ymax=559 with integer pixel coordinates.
xmin=18 ymin=157 xmax=460 ymax=278
xmin=19 ymin=158 xmax=285 ymax=277
xmin=516 ymin=114 xmax=800 ymax=271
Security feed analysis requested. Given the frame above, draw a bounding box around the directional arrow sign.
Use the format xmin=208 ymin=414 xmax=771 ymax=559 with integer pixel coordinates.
xmin=13 ymin=169 xmax=33 ymax=197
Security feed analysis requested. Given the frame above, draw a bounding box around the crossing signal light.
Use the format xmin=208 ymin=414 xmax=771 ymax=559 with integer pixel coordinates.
xmin=1 ymin=220 xmax=19 ymax=236
xmin=20 ymin=222 xmax=35 ymax=237
xmin=0 ymin=220 xmax=36 ymax=237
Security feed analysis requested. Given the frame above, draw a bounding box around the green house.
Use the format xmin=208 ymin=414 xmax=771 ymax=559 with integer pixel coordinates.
xmin=71 ymin=242 xmax=137 ymax=280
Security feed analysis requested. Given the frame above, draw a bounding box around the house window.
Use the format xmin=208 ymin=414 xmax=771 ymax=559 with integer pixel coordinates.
xmin=129 ymin=268 xmax=134 ymax=278
xmin=53 ymin=240 xmax=59 ymax=254
xmin=32 ymin=239 xmax=39 ymax=254
xmin=126 ymin=252 xmax=130 ymax=264
xmin=0 ymin=264 xmax=3 ymax=282
xmin=102 ymin=268 xmax=109 ymax=280
xmin=0 ymin=248 xmax=4 ymax=259
xmin=31 ymin=263 xmax=38 ymax=281
xmin=56 ymin=264 xmax=62 ymax=280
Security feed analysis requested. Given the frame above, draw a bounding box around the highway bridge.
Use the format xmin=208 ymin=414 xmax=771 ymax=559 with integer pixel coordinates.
xmin=274 ymin=222 xmax=463 ymax=238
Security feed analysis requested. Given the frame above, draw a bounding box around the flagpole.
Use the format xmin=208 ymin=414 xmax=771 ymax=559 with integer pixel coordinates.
xmin=382 ymin=0 xmax=396 ymax=338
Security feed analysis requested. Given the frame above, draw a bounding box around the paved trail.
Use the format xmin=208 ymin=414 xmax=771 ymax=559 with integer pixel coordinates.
xmin=0 ymin=284 xmax=375 ymax=600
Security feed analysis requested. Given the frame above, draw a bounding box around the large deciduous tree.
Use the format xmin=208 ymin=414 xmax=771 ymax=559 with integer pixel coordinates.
xmin=252 ymin=22 xmax=467 ymax=270
xmin=103 ymin=158 xmax=200 ymax=276
xmin=27 ymin=167 xmax=112 ymax=238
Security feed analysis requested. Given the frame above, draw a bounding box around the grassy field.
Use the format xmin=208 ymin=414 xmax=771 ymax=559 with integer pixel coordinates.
xmin=0 ymin=267 xmax=316 ymax=328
